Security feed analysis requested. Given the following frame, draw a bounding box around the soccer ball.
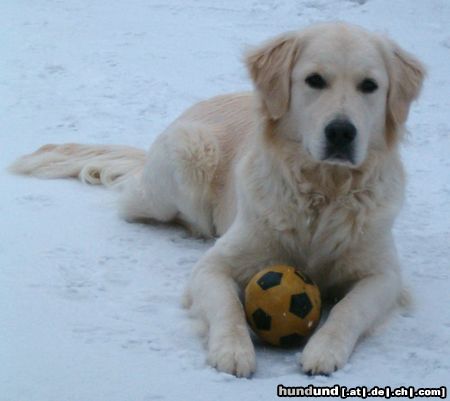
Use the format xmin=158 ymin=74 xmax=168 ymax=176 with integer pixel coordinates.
xmin=244 ymin=265 xmax=321 ymax=347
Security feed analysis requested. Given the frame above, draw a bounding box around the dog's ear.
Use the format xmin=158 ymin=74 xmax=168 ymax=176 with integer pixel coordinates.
xmin=383 ymin=39 xmax=426 ymax=146
xmin=245 ymin=33 xmax=301 ymax=120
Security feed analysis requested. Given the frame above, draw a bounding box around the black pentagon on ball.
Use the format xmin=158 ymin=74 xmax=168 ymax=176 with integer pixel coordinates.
xmin=294 ymin=270 xmax=314 ymax=285
xmin=289 ymin=292 xmax=313 ymax=319
xmin=257 ymin=271 xmax=283 ymax=290
xmin=279 ymin=333 xmax=305 ymax=347
xmin=252 ymin=308 xmax=272 ymax=331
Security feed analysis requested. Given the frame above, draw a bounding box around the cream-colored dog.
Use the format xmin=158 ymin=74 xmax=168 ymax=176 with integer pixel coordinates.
xmin=10 ymin=22 xmax=425 ymax=377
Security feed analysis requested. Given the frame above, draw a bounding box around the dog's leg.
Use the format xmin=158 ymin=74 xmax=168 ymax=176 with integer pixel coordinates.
xmin=192 ymin=257 xmax=256 ymax=378
xmin=187 ymin=223 xmax=274 ymax=377
xmin=120 ymin=122 xmax=220 ymax=237
xmin=300 ymin=240 xmax=402 ymax=375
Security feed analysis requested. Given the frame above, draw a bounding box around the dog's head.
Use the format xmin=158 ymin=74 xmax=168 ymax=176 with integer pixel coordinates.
xmin=246 ymin=23 xmax=425 ymax=167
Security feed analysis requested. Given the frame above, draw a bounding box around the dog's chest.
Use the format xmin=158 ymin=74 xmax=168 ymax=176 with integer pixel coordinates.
xmin=272 ymin=189 xmax=374 ymax=268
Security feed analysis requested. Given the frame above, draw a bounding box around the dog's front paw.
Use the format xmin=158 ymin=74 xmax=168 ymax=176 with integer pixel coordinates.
xmin=207 ymin=327 xmax=256 ymax=378
xmin=300 ymin=329 xmax=353 ymax=375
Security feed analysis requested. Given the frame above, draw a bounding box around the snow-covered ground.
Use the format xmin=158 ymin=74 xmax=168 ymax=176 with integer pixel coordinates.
xmin=1 ymin=1 xmax=449 ymax=400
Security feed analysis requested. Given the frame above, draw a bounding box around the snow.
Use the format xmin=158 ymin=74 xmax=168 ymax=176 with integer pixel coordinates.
xmin=1 ymin=1 xmax=449 ymax=400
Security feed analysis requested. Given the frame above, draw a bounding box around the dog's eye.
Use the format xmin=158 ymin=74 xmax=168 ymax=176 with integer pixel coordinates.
xmin=358 ymin=78 xmax=378 ymax=94
xmin=305 ymin=73 xmax=327 ymax=89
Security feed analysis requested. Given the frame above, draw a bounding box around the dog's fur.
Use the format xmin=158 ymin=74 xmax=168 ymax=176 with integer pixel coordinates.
xmin=10 ymin=23 xmax=425 ymax=377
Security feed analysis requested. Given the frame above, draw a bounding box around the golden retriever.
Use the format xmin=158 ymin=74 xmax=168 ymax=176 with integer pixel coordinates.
xmin=10 ymin=22 xmax=425 ymax=377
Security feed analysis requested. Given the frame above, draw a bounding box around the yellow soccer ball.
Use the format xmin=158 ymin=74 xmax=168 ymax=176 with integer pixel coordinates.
xmin=244 ymin=265 xmax=321 ymax=347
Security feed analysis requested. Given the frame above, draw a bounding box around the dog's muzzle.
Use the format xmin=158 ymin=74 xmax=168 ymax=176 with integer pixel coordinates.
xmin=323 ymin=119 xmax=357 ymax=164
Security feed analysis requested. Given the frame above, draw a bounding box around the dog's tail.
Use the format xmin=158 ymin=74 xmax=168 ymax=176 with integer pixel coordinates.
xmin=9 ymin=143 xmax=147 ymax=187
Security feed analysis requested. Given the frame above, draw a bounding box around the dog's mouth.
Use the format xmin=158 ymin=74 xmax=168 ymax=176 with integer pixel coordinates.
xmin=322 ymin=147 xmax=356 ymax=166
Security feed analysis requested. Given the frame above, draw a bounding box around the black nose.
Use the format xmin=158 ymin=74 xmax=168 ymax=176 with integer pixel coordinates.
xmin=325 ymin=119 xmax=357 ymax=148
